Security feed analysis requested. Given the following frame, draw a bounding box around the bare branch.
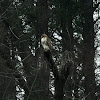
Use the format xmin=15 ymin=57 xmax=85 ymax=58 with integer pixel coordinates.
xmin=9 ymin=26 xmax=19 ymax=40
xmin=2 ymin=18 xmax=19 ymax=40
xmin=0 ymin=2 xmax=13 ymax=18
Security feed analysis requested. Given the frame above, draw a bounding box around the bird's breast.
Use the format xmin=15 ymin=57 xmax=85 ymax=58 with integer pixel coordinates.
xmin=41 ymin=37 xmax=50 ymax=51
xmin=41 ymin=37 xmax=47 ymax=44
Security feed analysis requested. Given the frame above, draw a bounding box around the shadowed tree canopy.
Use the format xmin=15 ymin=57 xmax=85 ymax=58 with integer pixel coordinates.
xmin=0 ymin=0 xmax=100 ymax=100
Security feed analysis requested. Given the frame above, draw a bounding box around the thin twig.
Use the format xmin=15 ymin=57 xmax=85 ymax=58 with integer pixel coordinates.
xmin=0 ymin=1 xmax=13 ymax=18
xmin=26 ymin=68 xmax=39 ymax=100
xmin=9 ymin=26 xmax=19 ymax=40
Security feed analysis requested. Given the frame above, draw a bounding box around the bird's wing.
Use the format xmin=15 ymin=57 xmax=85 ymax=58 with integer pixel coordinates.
xmin=47 ymin=37 xmax=52 ymax=50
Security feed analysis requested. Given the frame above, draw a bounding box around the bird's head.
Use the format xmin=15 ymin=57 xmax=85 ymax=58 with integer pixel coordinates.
xmin=41 ymin=34 xmax=47 ymax=38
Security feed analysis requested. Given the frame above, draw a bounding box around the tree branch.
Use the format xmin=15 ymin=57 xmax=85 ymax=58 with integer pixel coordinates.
xmin=44 ymin=51 xmax=59 ymax=79
xmin=2 ymin=18 xmax=19 ymax=40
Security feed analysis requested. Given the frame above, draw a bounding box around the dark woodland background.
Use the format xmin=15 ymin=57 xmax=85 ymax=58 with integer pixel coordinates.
xmin=0 ymin=0 xmax=100 ymax=100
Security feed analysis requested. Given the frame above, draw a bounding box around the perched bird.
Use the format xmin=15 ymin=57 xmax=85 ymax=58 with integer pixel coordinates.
xmin=41 ymin=34 xmax=52 ymax=52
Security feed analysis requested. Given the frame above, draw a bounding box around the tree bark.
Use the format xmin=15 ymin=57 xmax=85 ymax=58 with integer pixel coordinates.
xmin=81 ymin=0 xmax=96 ymax=99
xmin=60 ymin=0 xmax=73 ymax=51
xmin=44 ymin=51 xmax=71 ymax=100
xmin=54 ymin=78 xmax=64 ymax=100
xmin=37 ymin=0 xmax=48 ymax=35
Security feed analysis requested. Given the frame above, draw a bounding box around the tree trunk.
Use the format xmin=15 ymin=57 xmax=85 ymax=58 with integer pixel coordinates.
xmin=37 ymin=0 xmax=48 ymax=35
xmin=81 ymin=0 xmax=96 ymax=99
xmin=34 ymin=0 xmax=50 ymax=100
xmin=54 ymin=78 xmax=64 ymax=100
xmin=60 ymin=0 xmax=73 ymax=51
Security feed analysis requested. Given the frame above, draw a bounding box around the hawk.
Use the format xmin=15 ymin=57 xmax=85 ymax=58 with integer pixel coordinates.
xmin=41 ymin=34 xmax=52 ymax=52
